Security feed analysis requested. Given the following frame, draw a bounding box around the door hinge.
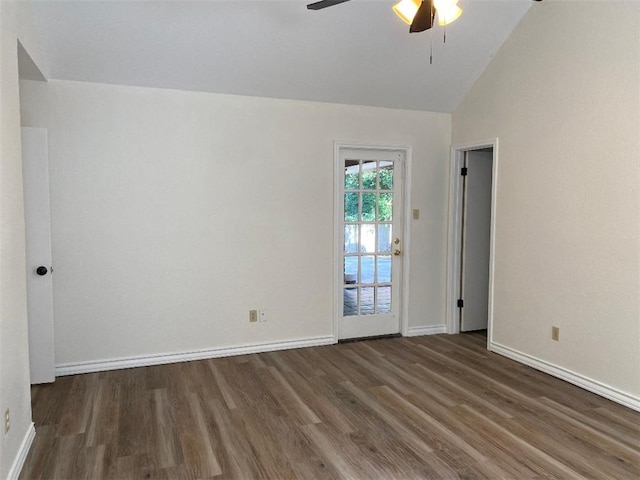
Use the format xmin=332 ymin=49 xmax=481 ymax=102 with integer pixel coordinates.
xmin=457 ymin=299 xmax=464 ymax=308
xmin=460 ymin=167 xmax=468 ymax=176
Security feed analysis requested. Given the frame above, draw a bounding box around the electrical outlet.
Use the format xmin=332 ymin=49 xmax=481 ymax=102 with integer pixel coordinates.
xmin=259 ymin=309 xmax=268 ymax=323
xmin=551 ymin=326 xmax=560 ymax=341
xmin=4 ymin=408 xmax=9 ymax=434
xmin=412 ymin=209 xmax=420 ymax=220
xmin=249 ymin=310 xmax=258 ymax=323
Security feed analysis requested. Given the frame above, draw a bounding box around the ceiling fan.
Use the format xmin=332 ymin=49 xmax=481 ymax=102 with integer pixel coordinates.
xmin=306 ymin=0 xmax=460 ymax=33
xmin=307 ymin=0 xmax=542 ymax=34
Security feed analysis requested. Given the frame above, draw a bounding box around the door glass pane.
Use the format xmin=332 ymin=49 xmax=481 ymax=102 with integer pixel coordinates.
xmin=361 ymin=193 xmax=376 ymax=221
xmin=362 ymin=160 xmax=377 ymax=190
xmin=377 ymin=286 xmax=391 ymax=314
xmin=342 ymin=151 xmax=400 ymax=323
xmin=344 ymin=287 xmax=358 ymax=316
xmin=377 ymin=224 xmax=391 ymax=252
xmin=379 ymin=162 xmax=393 ymax=190
xmin=361 ymin=287 xmax=374 ymax=315
xmin=344 ymin=193 xmax=358 ymax=221
xmin=344 ymin=225 xmax=358 ymax=253
xmin=378 ymin=193 xmax=392 ymax=221
xmin=377 ymin=255 xmax=391 ymax=283
xmin=344 ymin=160 xmax=359 ymax=189
xmin=360 ymin=224 xmax=375 ymax=253
xmin=361 ymin=255 xmax=375 ymax=284
xmin=344 ymin=256 xmax=358 ymax=284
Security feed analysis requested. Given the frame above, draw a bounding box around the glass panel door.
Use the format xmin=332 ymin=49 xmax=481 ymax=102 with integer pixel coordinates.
xmin=339 ymin=148 xmax=404 ymax=339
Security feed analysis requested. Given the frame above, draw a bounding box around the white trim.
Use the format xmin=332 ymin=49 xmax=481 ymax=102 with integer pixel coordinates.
xmin=7 ymin=423 xmax=35 ymax=480
xmin=333 ymin=141 xmax=412 ymax=341
xmin=446 ymin=139 xmax=498 ymax=343
xmin=333 ymin=141 xmax=343 ymax=343
xmin=487 ymin=142 xmax=499 ymax=347
xmin=445 ymin=147 xmax=464 ymax=334
xmin=56 ymin=336 xmax=335 ymax=376
xmin=490 ymin=342 xmax=640 ymax=412
xmin=405 ymin=325 xmax=447 ymax=337
xmin=400 ymin=148 xmax=413 ymax=336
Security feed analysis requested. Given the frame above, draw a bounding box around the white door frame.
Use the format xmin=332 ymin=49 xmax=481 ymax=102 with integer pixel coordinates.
xmin=446 ymin=139 xmax=498 ymax=345
xmin=333 ymin=141 xmax=413 ymax=341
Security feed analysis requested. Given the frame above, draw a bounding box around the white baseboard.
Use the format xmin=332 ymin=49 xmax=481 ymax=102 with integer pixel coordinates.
xmin=7 ymin=422 xmax=35 ymax=480
xmin=56 ymin=336 xmax=336 ymax=376
xmin=490 ymin=342 xmax=640 ymax=412
xmin=405 ymin=324 xmax=447 ymax=337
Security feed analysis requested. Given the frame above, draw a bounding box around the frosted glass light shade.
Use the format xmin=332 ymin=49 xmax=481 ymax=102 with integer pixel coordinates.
xmin=393 ymin=0 xmax=421 ymax=25
xmin=437 ymin=5 xmax=462 ymax=25
xmin=433 ymin=0 xmax=462 ymax=26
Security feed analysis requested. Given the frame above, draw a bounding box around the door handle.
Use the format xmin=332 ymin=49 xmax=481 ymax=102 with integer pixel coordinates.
xmin=393 ymin=249 xmax=401 ymax=256
xmin=36 ymin=266 xmax=48 ymax=276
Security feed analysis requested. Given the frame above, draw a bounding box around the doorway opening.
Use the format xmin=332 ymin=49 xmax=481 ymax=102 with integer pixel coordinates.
xmin=446 ymin=140 xmax=498 ymax=345
xmin=19 ymin=41 xmax=55 ymax=385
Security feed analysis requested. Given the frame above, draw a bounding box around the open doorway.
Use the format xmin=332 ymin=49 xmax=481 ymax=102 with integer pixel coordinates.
xmin=18 ymin=41 xmax=55 ymax=384
xmin=446 ymin=140 xmax=498 ymax=344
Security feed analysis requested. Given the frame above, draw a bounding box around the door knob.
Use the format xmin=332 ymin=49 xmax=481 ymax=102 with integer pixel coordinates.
xmin=36 ymin=266 xmax=48 ymax=276
xmin=393 ymin=249 xmax=401 ymax=256
xmin=393 ymin=238 xmax=400 ymax=244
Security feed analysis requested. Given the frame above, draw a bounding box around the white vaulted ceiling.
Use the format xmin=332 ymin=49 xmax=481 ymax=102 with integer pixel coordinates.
xmin=29 ymin=0 xmax=533 ymax=113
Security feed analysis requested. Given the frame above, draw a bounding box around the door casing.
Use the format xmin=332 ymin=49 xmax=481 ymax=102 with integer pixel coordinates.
xmin=333 ymin=142 xmax=412 ymax=341
xmin=446 ymin=139 xmax=498 ymax=345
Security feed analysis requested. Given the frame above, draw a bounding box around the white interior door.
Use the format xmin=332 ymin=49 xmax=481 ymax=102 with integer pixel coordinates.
xmin=460 ymin=149 xmax=493 ymax=332
xmin=22 ymin=127 xmax=55 ymax=384
xmin=338 ymin=148 xmax=404 ymax=340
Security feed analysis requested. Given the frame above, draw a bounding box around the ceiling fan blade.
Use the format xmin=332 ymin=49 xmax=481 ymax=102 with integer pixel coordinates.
xmin=410 ymin=0 xmax=434 ymax=33
xmin=307 ymin=0 xmax=351 ymax=10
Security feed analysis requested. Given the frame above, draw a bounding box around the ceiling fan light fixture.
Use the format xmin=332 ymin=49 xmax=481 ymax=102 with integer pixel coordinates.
xmin=392 ymin=0 xmax=421 ymax=25
xmin=433 ymin=0 xmax=462 ymax=25
xmin=437 ymin=4 xmax=462 ymax=25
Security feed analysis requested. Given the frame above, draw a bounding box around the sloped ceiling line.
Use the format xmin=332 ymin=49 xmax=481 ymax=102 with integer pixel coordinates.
xmin=30 ymin=0 xmax=532 ymax=113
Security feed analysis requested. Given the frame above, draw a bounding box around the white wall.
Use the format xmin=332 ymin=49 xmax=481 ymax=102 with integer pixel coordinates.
xmin=453 ymin=2 xmax=640 ymax=400
xmin=0 ymin=1 xmax=46 ymax=478
xmin=19 ymin=79 xmax=451 ymax=367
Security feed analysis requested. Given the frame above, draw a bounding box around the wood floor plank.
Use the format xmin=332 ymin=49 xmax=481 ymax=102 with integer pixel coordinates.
xmin=56 ymin=374 xmax=97 ymax=436
xmin=206 ymin=361 xmax=238 ymax=410
xmin=262 ymin=366 xmax=322 ymax=425
xmin=506 ymin=413 xmax=638 ymax=479
xmin=590 ymin=406 xmax=640 ymax=442
xmin=178 ymin=392 xmax=223 ymax=478
xmin=299 ymin=423 xmax=370 ymax=479
xmin=451 ymin=404 xmax=585 ymax=479
xmin=85 ymin=378 xmax=120 ymax=448
xmin=406 ymin=391 xmax=543 ymax=479
xmin=116 ymin=374 xmax=153 ymax=458
xmin=341 ymin=349 xmax=415 ymax=396
xmin=229 ymin=405 xmax=299 ymax=479
xmin=281 ymin=369 xmax=358 ymax=435
xmin=371 ymin=385 xmax=512 ymax=479
xmin=151 ymin=388 xmax=184 ymax=469
xmin=203 ymin=398 xmax=264 ymax=479
xmin=30 ymin=376 xmax=74 ymax=426
xmin=21 ymin=332 xmax=640 ymax=479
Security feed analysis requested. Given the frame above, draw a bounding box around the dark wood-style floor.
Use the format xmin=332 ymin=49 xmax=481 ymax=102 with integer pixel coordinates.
xmin=21 ymin=332 xmax=640 ymax=479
